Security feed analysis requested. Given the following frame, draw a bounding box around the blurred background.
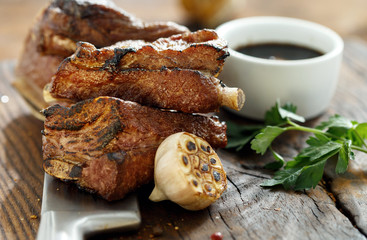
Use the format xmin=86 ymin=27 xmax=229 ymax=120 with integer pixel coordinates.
xmin=1 ymin=0 xmax=367 ymax=61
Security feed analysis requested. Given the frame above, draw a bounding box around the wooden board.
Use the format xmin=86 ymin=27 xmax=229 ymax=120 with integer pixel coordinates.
xmin=1 ymin=39 xmax=367 ymax=240
xmin=0 ymin=61 xmax=44 ymax=239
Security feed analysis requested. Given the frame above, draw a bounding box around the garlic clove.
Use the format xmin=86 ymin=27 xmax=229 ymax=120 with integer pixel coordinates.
xmin=149 ymin=132 xmax=227 ymax=211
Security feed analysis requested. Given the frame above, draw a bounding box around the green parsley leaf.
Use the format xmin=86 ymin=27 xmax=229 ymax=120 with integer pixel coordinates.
xmin=264 ymin=100 xmax=285 ymax=126
xmin=316 ymin=114 xmax=354 ymax=131
xmin=316 ymin=117 xmax=367 ymax=148
xmin=293 ymin=159 xmax=327 ymax=190
xmin=261 ymin=167 xmax=302 ymax=189
xmin=356 ymin=123 xmax=367 ymax=140
xmin=296 ymin=141 xmax=341 ymax=161
xmin=305 ymin=133 xmax=330 ymax=147
xmin=264 ymin=147 xmax=285 ymax=170
xmin=225 ymin=121 xmax=263 ymax=151
xmin=278 ymin=104 xmax=305 ymax=123
xmin=251 ymin=126 xmax=285 ymax=155
xmin=351 ymin=123 xmax=367 ymax=148
xmin=267 ymin=145 xmax=338 ymax=190
xmin=336 ymin=140 xmax=352 ymax=174
xmin=264 ymin=100 xmax=304 ymax=125
xmin=261 ymin=158 xmax=327 ymax=190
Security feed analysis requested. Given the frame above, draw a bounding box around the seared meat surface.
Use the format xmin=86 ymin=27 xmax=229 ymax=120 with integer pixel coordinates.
xmin=49 ymin=65 xmax=243 ymax=113
xmin=42 ymin=97 xmax=227 ymax=201
xmin=59 ymin=29 xmax=228 ymax=77
xmin=36 ymin=0 xmax=189 ymax=57
xmin=48 ymin=30 xmax=244 ymax=113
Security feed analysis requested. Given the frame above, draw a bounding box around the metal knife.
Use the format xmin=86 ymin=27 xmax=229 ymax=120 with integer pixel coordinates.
xmin=37 ymin=174 xmax=141 ymax=240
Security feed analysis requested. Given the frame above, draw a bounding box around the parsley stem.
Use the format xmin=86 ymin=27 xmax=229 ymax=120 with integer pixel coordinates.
xmin=285 ymin=125 xmax=322 ymax=135
xmin=354 ymin=131 xmax=367 ymax=149
xmin=285 ymin=119 xmax=335 ymax=137
xmin=351 ymin=145 xmax=367 ymax=154
xmin=285 ymin=119 xmax=367 ymax=154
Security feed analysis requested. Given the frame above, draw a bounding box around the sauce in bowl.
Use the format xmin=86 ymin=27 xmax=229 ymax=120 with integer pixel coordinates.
xmin=236 ymin=43 xmax=324 ymax=60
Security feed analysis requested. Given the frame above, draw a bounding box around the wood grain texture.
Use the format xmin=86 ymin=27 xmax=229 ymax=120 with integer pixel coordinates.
xmin=1 ymin=39 xmax=367 ymax=239
xmin=324 ymin=39 xmax=367 ymax=237
xmin=0 ymin=61 xmax=43 ymax=239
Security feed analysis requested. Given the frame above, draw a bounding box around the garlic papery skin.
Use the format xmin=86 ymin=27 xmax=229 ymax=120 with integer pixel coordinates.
xmin=149 ymin=132 xmax=227 ymax=211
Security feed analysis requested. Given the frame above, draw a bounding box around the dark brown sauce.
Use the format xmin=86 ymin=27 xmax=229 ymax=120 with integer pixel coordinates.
xmin=236 ymin=43 xmax=324 ymax=60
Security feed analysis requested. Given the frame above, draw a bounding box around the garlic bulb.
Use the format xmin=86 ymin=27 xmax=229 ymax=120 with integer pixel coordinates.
xmin=149 ymin=132 xmax=227 ymax=210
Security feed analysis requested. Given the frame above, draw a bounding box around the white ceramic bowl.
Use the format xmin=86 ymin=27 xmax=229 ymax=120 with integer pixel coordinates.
xmin=216 ymin=16 xmax=344 ymax=120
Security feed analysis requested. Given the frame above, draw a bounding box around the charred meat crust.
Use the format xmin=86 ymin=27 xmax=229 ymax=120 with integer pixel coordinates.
xmin=42 ymin=97 xmax=227 ymax=200
xmin=42 ymin=97 xmax=227 ymax=148
xmin=49 ymin=29 xmax=231 ymax=114
xmin=50 ymin=66 xmax=224 ymax=113
xmin=101 ymin=48 xmax=137 ymax=72
xmin=37 ymin=0 xmax=189 ymax=57
xmin=65 ymin=29 xmax=229 ymax=76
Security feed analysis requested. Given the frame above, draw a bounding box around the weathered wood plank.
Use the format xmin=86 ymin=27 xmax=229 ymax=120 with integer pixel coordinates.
xmin=325 ymin=153 xmax=367 ymax=236
xmin=0 ymin=61 xmax=43 ymax=240
xmin=323 ymin=39 xmax=367 ymax=237
xmin=218 ymin=151 xmax=365 ymax=240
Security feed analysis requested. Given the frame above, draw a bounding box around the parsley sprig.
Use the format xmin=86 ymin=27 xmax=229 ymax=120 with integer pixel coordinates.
xmin=226 ymin=101 xmax=367 ymax=191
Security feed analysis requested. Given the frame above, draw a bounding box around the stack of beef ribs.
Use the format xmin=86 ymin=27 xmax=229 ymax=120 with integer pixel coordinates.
xmin=16 ymin=0 xmax=245 ymax=201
